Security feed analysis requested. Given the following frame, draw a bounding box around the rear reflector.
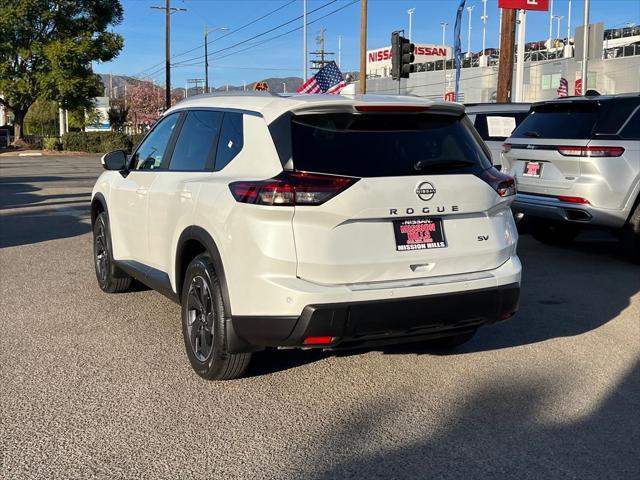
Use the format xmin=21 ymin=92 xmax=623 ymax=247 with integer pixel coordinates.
xmin=477 ymin=167 xmax=517 ymax=197
xmin=557 ymin=146 xmax=625 ymax=157
xmin=354 ymin=105 xmax=428 ymax=113
xmin=557 ymin=195 xmax=590 ymax=205
xmin=229 ymin=172 xmax=358 ymax=206
xmin=303 ymin=336 xmax=334 ymax=345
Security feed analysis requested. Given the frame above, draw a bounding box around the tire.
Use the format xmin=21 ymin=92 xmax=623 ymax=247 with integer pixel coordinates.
xmin=622 ymin=202 xmax=640 ymax=263
xmin=526 ymin=216 xmax=581 ymax=245
xmin=181 ymin=253 xmax=251 ymax=380
xmin=93 ymin=212 xmax=132 ymax=293
xmin=426 ymin=329 xmax=477 ymax=349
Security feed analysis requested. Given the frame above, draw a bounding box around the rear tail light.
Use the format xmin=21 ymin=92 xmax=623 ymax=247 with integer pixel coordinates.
xmin=501 ymin=143 xmax=512 ymax=153
xmin=229 ymin=172 xmax=358 ymax=206
xmin=557 ymin=195 xmax=590 ymax=205
xmin=478 ymin=167 xmax=517 ymax=197
xmin=557 ymin=146 xmax=625 ymax=157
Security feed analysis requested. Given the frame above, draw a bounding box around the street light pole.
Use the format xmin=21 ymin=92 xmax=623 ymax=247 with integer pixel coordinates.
xmin=204 ymin=25 xmax=228 ymax=94
xmin=581 ymin=0 xmax=590 ymax=95
xmin=467 ymin=5 xmax=474 ymax=58
xmin=151 ymin=0 xmax=186 ymax=110
xmin=407 ymin=8 xmax=415 ymax=41
xmin=359 ymin=0 xmax=367 ymax=94
xmin=548 ymin=0 xmax=554 ymax=49
xmin=567 ymin=0 xmax=572 ymax=43
xmin=441 ymin=21 xmax=448 ymax=97
xmin=303 ymin=0 xmax=308 ymax=81
xmin=481 ymin=0 xmax=488 ymax=56
xmin=554 ymin=15 xmax=564 ymax=41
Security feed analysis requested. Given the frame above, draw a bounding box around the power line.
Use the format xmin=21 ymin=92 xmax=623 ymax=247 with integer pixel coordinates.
xmin=172 ymin=0 xmax=340 ymax=67
xmin=137 ymin=0 xmax=357 ymax=85
xmin=177 ymin=0 xmax=358 ymax=68
xmin=134 ymin=0 xmax=297 ymax=77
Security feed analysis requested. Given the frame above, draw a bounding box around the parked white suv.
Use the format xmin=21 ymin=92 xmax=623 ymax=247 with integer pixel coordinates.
xmin=91 ymin=93 xmax=521 ymax=380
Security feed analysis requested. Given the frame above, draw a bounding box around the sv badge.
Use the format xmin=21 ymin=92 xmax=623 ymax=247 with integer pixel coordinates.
xmin=477 ymin=235 xmax=489 ymax=241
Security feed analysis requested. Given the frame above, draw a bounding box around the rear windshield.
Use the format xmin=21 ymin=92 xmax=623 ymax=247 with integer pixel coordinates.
xmin=290 ymin=113 xmax=491 ymax=177
xmin=511 ymin=102 xmax=600 ymax=139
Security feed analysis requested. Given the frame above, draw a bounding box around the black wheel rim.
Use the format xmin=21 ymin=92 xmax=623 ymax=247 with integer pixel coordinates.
xmin=186 ymin=275 xmax=215 ymax=362
xmin=95 ymin=220 xmax=109 ymax=285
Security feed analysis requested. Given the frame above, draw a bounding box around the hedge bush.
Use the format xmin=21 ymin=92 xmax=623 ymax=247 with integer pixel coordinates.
xmin=129 ymin=133 xmax=146 ymax=151
xmin=61 ymin=131 xmax=133 ymax=153
xmin=42 ymin=136 xmax=62 ymax=151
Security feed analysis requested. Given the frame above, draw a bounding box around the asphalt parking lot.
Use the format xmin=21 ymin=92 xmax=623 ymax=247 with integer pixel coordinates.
xmin=1 ymin=153 xmax=639 ymax=479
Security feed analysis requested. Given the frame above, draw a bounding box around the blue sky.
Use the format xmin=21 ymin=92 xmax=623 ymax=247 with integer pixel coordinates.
xmin=96 ymin=0 xmax=640 ymax=89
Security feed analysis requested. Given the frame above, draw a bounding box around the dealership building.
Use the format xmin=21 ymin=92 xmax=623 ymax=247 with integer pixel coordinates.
xmin=366 ymin=44 xmax=452 ymax=78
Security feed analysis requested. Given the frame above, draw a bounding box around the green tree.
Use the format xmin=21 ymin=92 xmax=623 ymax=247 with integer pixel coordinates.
xmin=0 ymin=0 xmax=124 ymax=143
xmin=23 ymin=98 xmax=57 ymax=136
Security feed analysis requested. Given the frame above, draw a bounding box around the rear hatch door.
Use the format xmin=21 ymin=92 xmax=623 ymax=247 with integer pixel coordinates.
xmin=288 ymin=108 xmax=515 ymax=285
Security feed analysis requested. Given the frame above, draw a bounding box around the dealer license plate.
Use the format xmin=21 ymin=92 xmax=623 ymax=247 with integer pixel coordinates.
xmin=393 ymin=218 xmax=447 ymax=251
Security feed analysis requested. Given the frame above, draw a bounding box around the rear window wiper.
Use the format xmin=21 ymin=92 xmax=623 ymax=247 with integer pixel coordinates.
xmin=522 ymin=131 xmax=541 ymax=138
xmin=414 ymin=159 xmax=475 ymax=171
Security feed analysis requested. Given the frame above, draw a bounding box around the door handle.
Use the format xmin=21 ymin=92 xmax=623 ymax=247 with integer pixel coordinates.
xmin=179 ymin=191 xmax=192 ymax=200
xmin=136 ymin=187 xmax=148 ymax=196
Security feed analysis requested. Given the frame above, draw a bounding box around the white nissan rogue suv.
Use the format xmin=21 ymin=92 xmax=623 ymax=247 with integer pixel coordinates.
xmin=91 ymin=93 xmax=521 ymax=380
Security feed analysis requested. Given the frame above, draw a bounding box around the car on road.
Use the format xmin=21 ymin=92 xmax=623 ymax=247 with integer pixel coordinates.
xmin=465 ymin=103 xmax=531 ymax=169
xmin=91 ymin=93 xmax=521 ymax=380
xmin=502 ymin=93 xmax=640 ymax=261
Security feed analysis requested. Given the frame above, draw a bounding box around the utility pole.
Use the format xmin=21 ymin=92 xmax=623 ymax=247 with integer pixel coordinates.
xmin=151 ymin=1 xmax=186 ymax=110
xmin=310 ymin=28 xmax=335 ymax=71
xmin=497 ymin=8 xmax=516 ymax=102
xmin=581 ymin=0 xmax=590 ymax=95
xmin=204 ymin=26 xmax=228 ymax=94
xmin=187 ymin=78 xmax=205 ymax=96
xmin=359 ymin=0 xmax=367 ymax=94
xmin=441 ymin=21 xmax=448 ymax=97
xmin=303 ymin=0 xmax=308 ymax=81
xmin=407 ymin=8 xmax=415 ymax=41
xmin=466 ymin=5 xmax=474 ymax=58
xmin=515 ymin=9 xmax=526 ymax=102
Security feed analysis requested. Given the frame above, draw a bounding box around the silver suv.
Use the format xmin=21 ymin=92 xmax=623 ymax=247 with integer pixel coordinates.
xmin=502 ymin=94 xmax=640 ymax=261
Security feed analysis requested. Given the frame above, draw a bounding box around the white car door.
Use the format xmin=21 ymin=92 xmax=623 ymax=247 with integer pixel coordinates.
xmin=108 ymin=112 xmax=181 ymax=263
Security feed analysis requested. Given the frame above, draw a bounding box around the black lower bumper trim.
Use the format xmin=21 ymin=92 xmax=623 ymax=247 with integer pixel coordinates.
xmin=230 ymin=283 xmax=520 ymax=352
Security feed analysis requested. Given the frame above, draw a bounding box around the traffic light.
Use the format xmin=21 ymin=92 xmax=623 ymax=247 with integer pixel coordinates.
xmin=391 ymin=31 xmax=415 ymax=80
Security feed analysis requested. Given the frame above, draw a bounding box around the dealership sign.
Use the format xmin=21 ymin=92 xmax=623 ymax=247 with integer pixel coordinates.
xmin=498 ymin=0 xmax=549 ymax=10
xmin=367 ymin=44 xmax=451 ymax=75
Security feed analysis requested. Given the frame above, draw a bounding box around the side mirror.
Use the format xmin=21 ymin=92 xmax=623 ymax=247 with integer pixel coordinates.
xmin=101 ymin=150 xmax=128 ymax=171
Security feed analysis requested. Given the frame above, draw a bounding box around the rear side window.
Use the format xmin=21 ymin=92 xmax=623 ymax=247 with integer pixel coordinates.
xmin=169 ymin=110 xmax=223 ymax=171
xmin=215 ymin=112 xmax=244 ymax=171
xmin=473 ymin=112 xmax=529 ymax=141
xmin=621 ymin=109 xmax=640 ymax=139
xmin=291 ymin=113 xmax=491 ymax=177
xmin=511 ymin=102 xmax=600 ymax=139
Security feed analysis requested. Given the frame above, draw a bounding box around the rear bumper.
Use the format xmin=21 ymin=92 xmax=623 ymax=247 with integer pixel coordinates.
xmin=229 ymin=283 xmax=520 ymax=352
xmin=513 ymin=193 xmax=626 ymax=228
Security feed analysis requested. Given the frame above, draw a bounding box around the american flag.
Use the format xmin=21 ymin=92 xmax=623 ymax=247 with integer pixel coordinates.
xmin=557 ymin=77 xmax=569 ymax=97
xmin=297 ymin=61 xmax=346 ymax=94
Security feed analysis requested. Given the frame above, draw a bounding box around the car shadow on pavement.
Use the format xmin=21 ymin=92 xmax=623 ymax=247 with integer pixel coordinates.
xmin=0 ymin=208 xmax=92 ymax=248
xmin=297 ymin=359 xmax=640 ymax=479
